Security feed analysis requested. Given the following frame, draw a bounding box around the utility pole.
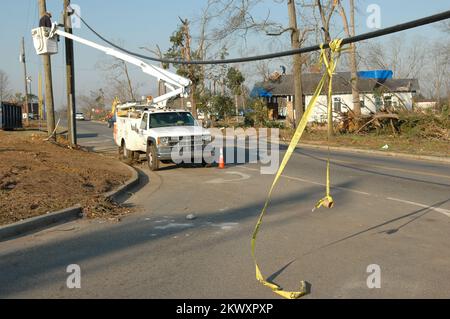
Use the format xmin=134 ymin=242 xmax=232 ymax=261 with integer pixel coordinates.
xmin=21 ymin=37 xmax=29 ymax=126
xmin=287 ymin=0 xmax=304 ymax=127
xmin=38 ymin=0 xmax=56 ymax=139
xmin=27 ymin=76 xmax=33 ymax=117
xmin=63 ymin=0 xmax=77 ymax=146
xmin=38 ymin=72 xmax=43 ymax=130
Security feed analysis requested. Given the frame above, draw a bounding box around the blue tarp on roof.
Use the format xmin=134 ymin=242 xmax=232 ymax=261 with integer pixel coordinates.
xmin=250 ymin=87 xmax=273 ymax=98
xmin=357 ymin=70 xmax=393 ymax=80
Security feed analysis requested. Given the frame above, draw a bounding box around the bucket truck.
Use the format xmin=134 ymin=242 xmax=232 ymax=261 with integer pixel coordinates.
xmin=31 ymin=24 xmax=213 ymax=171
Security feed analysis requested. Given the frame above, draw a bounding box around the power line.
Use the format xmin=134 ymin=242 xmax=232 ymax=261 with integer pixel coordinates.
xmin=75 ymin=10 xmax=450 ymax=65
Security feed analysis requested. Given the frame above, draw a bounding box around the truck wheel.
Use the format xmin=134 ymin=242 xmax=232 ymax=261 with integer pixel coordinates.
xmin=147 ymin=144 xmax=160 ymax=171
xmin=201 ymin=159 xmax=212 ymax=167
xmin=119 ymin=141 xmax=133 ymax=164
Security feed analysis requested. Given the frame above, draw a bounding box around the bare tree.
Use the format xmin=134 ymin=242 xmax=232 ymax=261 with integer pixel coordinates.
xmin=265 ymin=1 xmax=311 ymax=127
xmin=361 ymin=36 xmax=427 ymax=80
xmin=316 ymin=0 xmax=338 ymax=139
xmin=0 ymin=70 xmax=11 ymax=102
xmin=140 ymin=45 xmax=167 ymax=96
xmin=426 ymin=41 xmax=450 ymax=104
xmin=96 ymin=39 xmax=141 ymax=102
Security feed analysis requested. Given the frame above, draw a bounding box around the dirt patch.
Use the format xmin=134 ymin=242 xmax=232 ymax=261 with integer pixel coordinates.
xmin=0 ymin=130 xmax=132 ymax=226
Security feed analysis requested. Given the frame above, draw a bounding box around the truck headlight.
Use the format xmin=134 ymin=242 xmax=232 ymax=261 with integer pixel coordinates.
xmin=158 ymin=137 xmax=170 ymax=146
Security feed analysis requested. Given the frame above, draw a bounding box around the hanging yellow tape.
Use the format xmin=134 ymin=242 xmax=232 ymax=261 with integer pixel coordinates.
xmin=251 ymin=39 xmax=343 ymax=299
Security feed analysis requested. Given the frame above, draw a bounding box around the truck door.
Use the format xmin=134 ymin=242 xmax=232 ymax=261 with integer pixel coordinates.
xmin=137 ymin=113 xmax=149 ymax=152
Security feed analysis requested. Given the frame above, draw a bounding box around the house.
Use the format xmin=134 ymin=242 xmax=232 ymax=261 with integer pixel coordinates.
xmin=414 ymin=97 xmax=437 ymax=110
xmin=251 ymin=71 xmax=420 ymax=123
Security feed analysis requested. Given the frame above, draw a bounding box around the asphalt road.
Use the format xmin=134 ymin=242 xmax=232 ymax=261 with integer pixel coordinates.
xmin=1 ymin=120 xmax=449 ymax=298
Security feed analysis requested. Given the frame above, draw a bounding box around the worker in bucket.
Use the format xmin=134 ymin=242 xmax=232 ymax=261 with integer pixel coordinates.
xmin=39 ymin=12 xmax=53 ymax=28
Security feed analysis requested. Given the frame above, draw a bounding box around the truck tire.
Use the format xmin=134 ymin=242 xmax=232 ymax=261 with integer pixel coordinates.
xmin=119 ymin=141 xmax=133 ymax=164
xmin=147 ymin=144 xmax=160 ymax=171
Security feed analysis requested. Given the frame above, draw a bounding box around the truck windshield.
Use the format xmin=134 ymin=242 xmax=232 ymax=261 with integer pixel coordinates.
xmin=149 ymin=112 xmax=197 ymax=128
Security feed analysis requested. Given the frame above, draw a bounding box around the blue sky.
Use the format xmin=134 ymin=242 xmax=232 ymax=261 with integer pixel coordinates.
xmin=0 ymin=0 xmax=449 ymax=109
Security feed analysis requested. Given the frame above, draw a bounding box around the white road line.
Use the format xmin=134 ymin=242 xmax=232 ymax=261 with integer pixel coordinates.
xmin=238 ymin=165 xmax=371 ymax=196
xmin=206 ymin=171 xmax=251 ymax=184
xmin=238 ymin=165 xmax=450 ymax=218
xmin=387 ymin=197 xmax=450 ymax=217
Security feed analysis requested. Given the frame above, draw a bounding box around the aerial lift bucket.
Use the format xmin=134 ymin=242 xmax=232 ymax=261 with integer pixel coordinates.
xmin=31 ymin=27 xmax=58 ymax=55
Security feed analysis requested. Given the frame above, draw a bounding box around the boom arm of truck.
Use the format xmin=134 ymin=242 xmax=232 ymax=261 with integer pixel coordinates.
xmin=32 ymin=24 xmax=191 ymax=108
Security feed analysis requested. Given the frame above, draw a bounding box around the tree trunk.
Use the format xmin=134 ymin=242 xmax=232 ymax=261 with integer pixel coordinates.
xmin=183 ymin=19 xmax=197 ymax=118
xmin=287 ymin=0 xmax=304 ymax=128
xmin=123 ymin=62 xmax=135 ymax=101
xmin=338 ymin=0 xmax=361 ymax=118
xmin=349 ymin=0 xmax=361 ymax=117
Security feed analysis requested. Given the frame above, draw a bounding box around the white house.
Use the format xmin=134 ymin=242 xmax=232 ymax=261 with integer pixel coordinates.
xmin=252 ymin=72 xmax=420 ymax=123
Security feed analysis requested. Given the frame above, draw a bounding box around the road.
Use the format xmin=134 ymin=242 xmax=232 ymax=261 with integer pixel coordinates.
xmin=1 ymin=120 xmax=449 ymax=298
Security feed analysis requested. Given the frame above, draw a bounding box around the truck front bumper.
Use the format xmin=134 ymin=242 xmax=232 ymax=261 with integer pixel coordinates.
xmin=157 ymin=145 xmax=215 ymax=162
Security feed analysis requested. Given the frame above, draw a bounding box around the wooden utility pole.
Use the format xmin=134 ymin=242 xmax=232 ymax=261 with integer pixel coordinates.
xmin=287 ymin=0 xmax=304 ymax=127
xmin=21 ymin=37 xmax=29 ymax=126
xmin=64 ymin=0 xmax=77 ymax=146
xmin=38 ymin=0 xmax=56 ymax=139
xmin=38 ymin=72 xmax=43 ymax=129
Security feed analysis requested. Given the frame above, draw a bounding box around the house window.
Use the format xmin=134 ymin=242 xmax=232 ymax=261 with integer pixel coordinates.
xmin=333 ymin=97 xmax=342 ymax=113
xmin=384 ymin=95 xmax=392 ymax=108
xmin=375 ymin=96 xmax=383 ymax=110
xmin=392 ymin=97 xmax=399 ymax=108
xmin=140 ymin=113 xmax=148 ymax=130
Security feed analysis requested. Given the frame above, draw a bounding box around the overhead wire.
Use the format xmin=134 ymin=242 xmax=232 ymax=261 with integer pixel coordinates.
xmin=73 ymin=10 xmax=450 ymax=65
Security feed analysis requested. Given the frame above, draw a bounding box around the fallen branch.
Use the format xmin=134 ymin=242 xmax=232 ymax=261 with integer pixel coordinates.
xmin=355 ymin=113 xmax=399 ymax=134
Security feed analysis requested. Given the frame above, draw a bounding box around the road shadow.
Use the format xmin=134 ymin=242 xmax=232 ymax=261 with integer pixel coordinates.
xmin=0 ymin=177 xmax=358 ymax=297
xmin=77 ymin=133 xmax=99 ymax=139
xmin=304 ymin=198 xmax=450 ymax=255
xmin=288 ymin=146 xmax=450 ymax=188
xmin=265 ymin=259 xmax=313 ymax=296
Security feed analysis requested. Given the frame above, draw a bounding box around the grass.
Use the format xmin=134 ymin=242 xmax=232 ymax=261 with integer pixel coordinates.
xmin=280 ymin=128 xmax=450 ymax=157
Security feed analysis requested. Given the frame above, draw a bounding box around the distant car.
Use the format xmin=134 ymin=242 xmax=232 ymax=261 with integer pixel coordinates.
xmin=75 ymin=112 xmax=85 ymax=121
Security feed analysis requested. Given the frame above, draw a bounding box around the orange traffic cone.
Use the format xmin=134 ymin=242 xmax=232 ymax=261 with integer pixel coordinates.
xmin=218 ymin=147 xmax=225 ymax=169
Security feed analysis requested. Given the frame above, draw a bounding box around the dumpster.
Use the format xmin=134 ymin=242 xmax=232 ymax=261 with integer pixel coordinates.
xmin=0 ymin=102 xmax=23 ymax=130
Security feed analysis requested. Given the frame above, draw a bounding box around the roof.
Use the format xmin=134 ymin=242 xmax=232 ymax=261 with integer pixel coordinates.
xmin=253 ymin=72 xmax=420 ymax=96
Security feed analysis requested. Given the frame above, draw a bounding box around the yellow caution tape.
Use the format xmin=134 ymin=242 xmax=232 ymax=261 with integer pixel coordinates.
xmin=251 ymin=39 xmax=343 ymax=299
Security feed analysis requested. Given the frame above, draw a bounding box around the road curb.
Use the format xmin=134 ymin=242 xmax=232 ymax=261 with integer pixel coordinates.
xmin=103 ymin=163 xmax=140 ymax=202
xmin=0 ymin=163 xmax=139 ymax=242
xmin=0 ymin=205 xmax=82 ymax=242
xmin=278 ymin=141 xmax=450 ymax=164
